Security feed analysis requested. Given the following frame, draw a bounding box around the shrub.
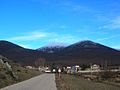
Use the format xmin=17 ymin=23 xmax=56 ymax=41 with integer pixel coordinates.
xmin=0 ymin=72 xmax=6 ymax=79
xmin=100 ymin=71 xmax=116 ymax=80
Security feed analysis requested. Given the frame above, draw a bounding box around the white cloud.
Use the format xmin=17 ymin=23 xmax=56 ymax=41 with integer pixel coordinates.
xmin=18 ymin=44 xmax=31 ymax=49
xmin=96 ymin=35 xmax=120 ymax=42
xmin=47 ymin=34 xmax=88 ymax=45
xmin=111 ymin=45 xmax=120 ymax=49
xmin=8 ymin=31 xmax=48 ymax=41
xmin=61 ymin=1 xmax=99 ymax=15
xmin=102 ymin=16 xmax=120 ymax=29
xmin=51 ymin=35 xmax=75 ymax=43
xmin=77 ymin=29 xmax=107 ymax=35
xmin=6 ymin=30 xmax=79 ymax=45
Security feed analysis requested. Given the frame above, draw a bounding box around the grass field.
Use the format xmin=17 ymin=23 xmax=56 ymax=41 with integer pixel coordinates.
xmin=56 ymin=74 xmax=120 ymax=90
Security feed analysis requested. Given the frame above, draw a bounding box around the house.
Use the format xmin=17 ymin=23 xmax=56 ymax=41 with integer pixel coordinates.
xmin=25 ymin=66 xmax=33 ymax=69
xmin=75 ymin=65 xmax=81 ymax=71
xmin=66 ymin=65 xmax=81 ymax=74
xmin=66 ymin=66 xmax=71 ymax=74
xmin=91 ymin=64 xmax=100 ymax=70
xmin=67 ymin=66 xmax=71 ymax=69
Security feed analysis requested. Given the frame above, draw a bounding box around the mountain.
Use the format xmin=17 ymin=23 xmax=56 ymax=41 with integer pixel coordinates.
xmin=0 ymin=40 xmax=42 ymax=65
xmin=40 ymin=40 xmax=120 ymax=65
xmin=37 ymin=46 xmax=65 ymax=53
xmin=117 ymin=49 xmax=120 ymax=51
xmin=0 ymin=40 xmax=120 ymax=66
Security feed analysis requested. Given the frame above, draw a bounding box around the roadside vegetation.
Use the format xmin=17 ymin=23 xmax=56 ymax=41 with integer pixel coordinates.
xmin=0 ymin=57 xmax=41 ymax=89
xmin=0 ymin=64 xmax=41 ymax=89
xmin=56 ymin=74 xmax=120 ymax=90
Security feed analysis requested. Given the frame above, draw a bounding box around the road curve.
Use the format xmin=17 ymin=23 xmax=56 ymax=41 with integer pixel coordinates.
xmin=0 ymin=74 xmax=57 ymax=90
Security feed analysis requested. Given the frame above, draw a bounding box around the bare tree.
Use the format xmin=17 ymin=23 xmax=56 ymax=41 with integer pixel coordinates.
xmin=35 ymin=58 xmax=46 ymax=67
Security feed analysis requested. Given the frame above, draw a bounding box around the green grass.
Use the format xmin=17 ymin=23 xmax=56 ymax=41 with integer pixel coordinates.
xmin=56 ymin=74 xmax=120 ymax=90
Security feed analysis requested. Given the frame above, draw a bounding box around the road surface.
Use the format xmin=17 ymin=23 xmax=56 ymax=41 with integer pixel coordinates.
xmin=1 ymin=74 xmax=57 ymax=90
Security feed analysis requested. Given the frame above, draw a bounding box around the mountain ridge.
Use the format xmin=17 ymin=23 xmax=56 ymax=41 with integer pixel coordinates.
xmin=0 ymin=40 xmax=120 ymax=65
xmin=0 ymin=40 xmax=43 ymax=65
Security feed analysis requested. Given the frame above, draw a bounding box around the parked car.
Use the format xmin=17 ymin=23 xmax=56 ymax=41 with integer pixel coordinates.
xmin=45 ymin=69 xmax=51 ymax=73
xmin=52 ymin=69 xmax=56 ymax=73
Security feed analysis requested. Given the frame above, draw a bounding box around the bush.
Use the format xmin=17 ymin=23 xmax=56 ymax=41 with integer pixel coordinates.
xmin=17 ymin=69 xmax=21 ymax=72
xmin=0 ymin=72 xmax=6 ymax=79
xmin=100 ymin=71 xmax=116 ymax=80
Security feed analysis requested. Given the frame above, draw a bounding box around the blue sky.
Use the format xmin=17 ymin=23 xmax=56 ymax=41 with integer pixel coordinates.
xmin=0 ymin=0 xmax=120 ymax=49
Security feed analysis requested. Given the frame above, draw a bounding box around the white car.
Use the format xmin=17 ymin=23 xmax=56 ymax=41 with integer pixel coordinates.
xmin=45 ymin=69 xmax=51 ymax=73
xmin=52 ymin=69 xmax=56 ymax=73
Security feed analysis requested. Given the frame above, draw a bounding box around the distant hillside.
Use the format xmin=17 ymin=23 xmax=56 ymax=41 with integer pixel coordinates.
xmin=38 ymin=40 xmax=120 ymax=65
xmin=0 ymin=41 xmax=43 ymax=65
xmin=37 ymin=46 xmax=65 ymax=53
xmin=0 ymin=40 xmax=120 ymax=66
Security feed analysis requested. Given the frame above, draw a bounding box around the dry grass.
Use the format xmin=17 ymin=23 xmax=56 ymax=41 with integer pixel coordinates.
xmin=0 ymin=65 xmax=41 ymax=89
xmin=56 ymin=74 xmax=120 ymax=90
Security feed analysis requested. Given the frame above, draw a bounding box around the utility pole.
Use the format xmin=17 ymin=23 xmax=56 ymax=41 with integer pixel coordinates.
xmin=90 ymin=63 xmax=92 ymax=79
xmin=105 ymin=60 xmax=108 ymax=70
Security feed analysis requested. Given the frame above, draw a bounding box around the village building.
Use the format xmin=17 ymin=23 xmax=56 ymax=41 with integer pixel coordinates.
xmin=25 ymin=66 xmax=33 ymax=69
xmin=65 ymin=65 xmax=81 ymax=74
xmin=91 ymin=64 xmax=100 ymax=71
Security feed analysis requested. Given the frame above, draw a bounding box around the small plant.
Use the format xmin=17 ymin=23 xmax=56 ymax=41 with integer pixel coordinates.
xmin=100 ymin=71 xmax=116 ymax=80
xmin=17 ymin=69 xmax=21 ymax=72
xmin=0 ymin=72 xmax=6 ymax=79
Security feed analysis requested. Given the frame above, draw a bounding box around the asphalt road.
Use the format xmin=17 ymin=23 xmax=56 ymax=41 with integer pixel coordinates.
xmin=1 ymin=74 xmax=57 ymax=90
